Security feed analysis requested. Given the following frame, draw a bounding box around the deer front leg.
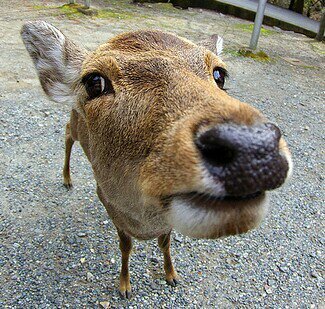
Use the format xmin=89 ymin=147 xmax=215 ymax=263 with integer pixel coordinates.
xmin=63 ymin=122 xmax=74 ymax=189
xmin=158 ymin=232 xmax=178 ymax=286
xmin=117 ymin=229 xmax=132 ymax=299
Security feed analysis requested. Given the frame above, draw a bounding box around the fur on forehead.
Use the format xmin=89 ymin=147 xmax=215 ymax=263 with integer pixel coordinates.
xmin=103 ymin=30 xmax=223 ymax=58
xmin=105 ymin=30 xmax=196 ymax=53
xmin=86 ymin=31 xmax=225 ymax=78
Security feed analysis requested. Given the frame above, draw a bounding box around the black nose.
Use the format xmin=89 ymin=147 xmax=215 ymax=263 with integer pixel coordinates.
xmin=195 ymin=123 xmax=288 ymax=196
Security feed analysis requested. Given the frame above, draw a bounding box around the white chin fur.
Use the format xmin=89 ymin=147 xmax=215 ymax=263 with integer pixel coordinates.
xmin=285 ymin=152 xmax=293 ymax=182
xmin=167 ymin=195 xmax=269 ymax=239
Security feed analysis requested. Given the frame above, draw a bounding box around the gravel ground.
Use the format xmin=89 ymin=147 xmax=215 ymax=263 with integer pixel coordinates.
xmin=0 ymin=0 xmax=324 ymax=308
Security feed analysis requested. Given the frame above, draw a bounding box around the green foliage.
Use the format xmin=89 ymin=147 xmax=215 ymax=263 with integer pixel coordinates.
xmin=59 ymin=4 xmax=84 ymax=17
xmin=310 ymin=41 xmax=325 ymax=55
xmin=33 ymin=3 xmax=134 ymax=20
xmin=97 ymin=10 xmax=134 ymax=19
xmin=235 ymin=24 xmax=276 ymax=36
xmin=238 ymin=49 xmax=271 ymax=61
xmin=32 ymin=5 xmax=47 ymax=10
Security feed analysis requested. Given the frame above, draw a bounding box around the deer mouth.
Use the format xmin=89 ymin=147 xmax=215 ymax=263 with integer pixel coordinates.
xmin=166 ymin=191 xmax=268 ymax=239
xmin=180 ymin=191 xmax=263 ymax=204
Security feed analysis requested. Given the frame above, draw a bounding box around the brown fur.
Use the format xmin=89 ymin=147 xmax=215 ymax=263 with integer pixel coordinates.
xmin=21 ymin=22 xmax=291 ymax=298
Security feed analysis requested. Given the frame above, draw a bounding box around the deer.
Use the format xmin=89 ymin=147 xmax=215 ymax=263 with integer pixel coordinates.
xmin=21 ymin=21 xmax=292 ymax=299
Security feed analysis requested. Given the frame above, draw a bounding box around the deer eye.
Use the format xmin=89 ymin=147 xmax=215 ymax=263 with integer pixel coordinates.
xmin=82 ymin=73 xmax=113 ymax=99
xmin=213 ymin=67 xmax=227 ymax=89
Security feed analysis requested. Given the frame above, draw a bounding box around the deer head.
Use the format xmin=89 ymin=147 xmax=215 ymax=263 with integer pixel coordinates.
xmin=21 ymin=21 xmax=292 ymax=240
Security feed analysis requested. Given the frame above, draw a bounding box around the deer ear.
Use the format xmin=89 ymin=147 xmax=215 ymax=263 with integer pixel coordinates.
xmin=21 ymin=21 xmax=87 ymax=104
xmin=215 ymin=35 xmax=223 ymax=56
xmin=199 ymin=34 xmax=223 ymax=56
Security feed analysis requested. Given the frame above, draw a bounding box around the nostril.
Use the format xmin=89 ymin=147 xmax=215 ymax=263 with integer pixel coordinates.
xmin=196 ymin=128 xmax=237 ymax=166
xmin=196 ymin=122 xmax=288 ymax=196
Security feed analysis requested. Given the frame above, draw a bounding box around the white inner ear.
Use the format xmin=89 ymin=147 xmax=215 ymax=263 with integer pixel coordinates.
xmin=216 ymin=36 xmax=223 ymax=56
xmin=21 ymin=21 xmax=86 ymax=105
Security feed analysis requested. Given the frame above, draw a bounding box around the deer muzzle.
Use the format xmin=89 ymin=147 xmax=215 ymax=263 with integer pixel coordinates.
xmin=166 ymin=122 xmax=291 ymax=239
xmin=195 ymin=122 xmax=289 ymax=197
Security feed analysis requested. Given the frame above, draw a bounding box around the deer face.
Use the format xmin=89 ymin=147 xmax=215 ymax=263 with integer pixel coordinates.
xmin=21 ymin=22 xmax=292 ymax=239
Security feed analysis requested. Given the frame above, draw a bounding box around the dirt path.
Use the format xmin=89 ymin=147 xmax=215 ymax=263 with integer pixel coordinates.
xmin=0 ymin=0 xmax=324 ymax=307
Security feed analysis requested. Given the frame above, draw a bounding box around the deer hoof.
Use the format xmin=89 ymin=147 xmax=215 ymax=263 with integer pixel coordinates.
xmin=63 ymin=180 xmax=73 ymax=190
xmin=119 ymin=289 xmax=132 ymax=300
xmin=167 ymin=278 xmax=178 ymax=287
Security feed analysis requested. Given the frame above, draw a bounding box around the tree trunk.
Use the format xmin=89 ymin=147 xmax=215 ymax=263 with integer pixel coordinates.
xmin=289 ymin=0 xmax=295 ymax=10
xmin=294 ymin=0 xmax=304 ymax=14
